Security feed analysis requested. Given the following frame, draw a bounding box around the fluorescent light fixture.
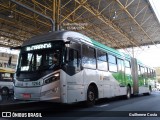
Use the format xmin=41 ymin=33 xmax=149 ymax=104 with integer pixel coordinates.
xmin=8 ymin=11 xmax=14 ymax=18
xmin=113 ymin=11 xmax=118 ymax=19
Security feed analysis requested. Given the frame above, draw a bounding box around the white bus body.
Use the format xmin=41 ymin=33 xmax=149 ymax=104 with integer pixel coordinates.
xmin=14 ymin=31 xmax=155 ymax=105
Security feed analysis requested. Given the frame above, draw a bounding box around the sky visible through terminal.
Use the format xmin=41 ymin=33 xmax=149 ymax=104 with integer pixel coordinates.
xmin=135 ymin=0 xmax=160 ymax=67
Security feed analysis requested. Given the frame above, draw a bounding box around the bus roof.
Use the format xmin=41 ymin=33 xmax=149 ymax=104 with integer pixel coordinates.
xmin=20 ymin=31 xmax=154 ymax=69
xmin=90 ymin=39 xmax=124 ymax=58
xmin=22 ymin=31 xmax=89 ymax=47
xmin=23 ymin=31 xmax=124 ymax=57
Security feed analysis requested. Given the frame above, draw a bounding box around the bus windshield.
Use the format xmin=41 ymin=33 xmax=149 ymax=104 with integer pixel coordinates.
xmin=18 ymin=42 xmax=63 ymax=72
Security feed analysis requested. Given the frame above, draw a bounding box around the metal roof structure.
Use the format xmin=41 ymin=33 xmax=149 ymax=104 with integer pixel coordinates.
xmin=0 ymin=0 xmax=160 ymax=50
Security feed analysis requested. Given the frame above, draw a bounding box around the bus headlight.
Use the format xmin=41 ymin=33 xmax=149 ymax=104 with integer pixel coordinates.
xmin=44 ymin=73 xmax=60 ymax=85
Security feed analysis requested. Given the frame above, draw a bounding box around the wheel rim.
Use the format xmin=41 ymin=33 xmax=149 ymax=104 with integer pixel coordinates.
xmin=88 ymin=91 xmax=95 ymax=101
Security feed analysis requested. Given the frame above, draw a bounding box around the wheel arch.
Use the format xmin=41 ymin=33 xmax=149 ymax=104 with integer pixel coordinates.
xmin=127 ymin=84 xmax=131 ymax=91
xmin=87 ymin=82 xmax=99 ymax=99
xmin=0 ymin=86 xmax=9 ymax=95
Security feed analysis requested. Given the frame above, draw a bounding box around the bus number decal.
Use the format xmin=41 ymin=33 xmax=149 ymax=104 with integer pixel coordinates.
xmin=32 ymin=81 xmax=41 ymax=86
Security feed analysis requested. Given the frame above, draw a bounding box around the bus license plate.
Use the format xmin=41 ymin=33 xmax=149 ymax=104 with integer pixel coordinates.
xmin=23 ymin=93 xmax=31 ymax=99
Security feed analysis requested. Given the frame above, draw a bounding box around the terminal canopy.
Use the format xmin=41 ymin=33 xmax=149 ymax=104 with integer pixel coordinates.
xmin=0 ymin=0 xmax=160 ymax=49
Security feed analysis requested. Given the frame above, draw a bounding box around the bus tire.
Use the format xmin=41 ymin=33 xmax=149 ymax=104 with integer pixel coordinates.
xmin=86 ymin=86 xmax=96 ymax=107
xmin=126 ymin=86 xmax=131 ymax=99
xmin=1 ymin=87 xmax=9 ymax=96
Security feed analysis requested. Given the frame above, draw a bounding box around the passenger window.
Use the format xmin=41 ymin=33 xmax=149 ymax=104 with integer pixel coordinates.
xmin=117 ymin=59 xmax=124 ymax=72
xmin=97 ymin=50 xmax=107 ymax=61
xmin=108 ymin=54 xmax=117 ymax=72
xmin=68 ymin=49 xmax=78 ymax=68
xmin=97 ymin=50 xmax=108 ymax=71
xmin=140 ymin=66 xmax=145 ymax=78
xmin=125 ymin=60 xmax=131 ymax=74
xmin=82 ymin=44 xmax=96 ymax=69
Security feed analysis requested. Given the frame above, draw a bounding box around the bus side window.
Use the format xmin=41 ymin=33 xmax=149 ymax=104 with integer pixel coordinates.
xmin=108 ymin=54 xmax=117 ymax=72
xmin=125 ymin=60 xmax=131 ymax=74
xmin=140 ymin=66 xmax=145 ymax=78
xmin=82 ymin=44 xmax=96 ymax=69
xmin=97 ymin=49 xmax=108 ymax=71
xmin=68 ymin=49 xmax=78 ymax=68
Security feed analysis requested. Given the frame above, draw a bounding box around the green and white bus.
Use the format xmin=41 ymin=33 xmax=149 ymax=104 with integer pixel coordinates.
xmin=13 ymin=31 xmax=156 ymax=106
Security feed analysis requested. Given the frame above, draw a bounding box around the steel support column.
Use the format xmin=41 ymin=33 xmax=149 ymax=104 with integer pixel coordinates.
xmin=53 ymin=0 xmax=61 ymax=31
xmin=10 ymin=0 xmax=55 ymax=31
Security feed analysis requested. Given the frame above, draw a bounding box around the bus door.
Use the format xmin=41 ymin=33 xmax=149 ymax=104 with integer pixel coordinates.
xmin=64 ymin=41 xmax=81 ymax=77
xmin=63 ymin=40 xmax=84 ymax=102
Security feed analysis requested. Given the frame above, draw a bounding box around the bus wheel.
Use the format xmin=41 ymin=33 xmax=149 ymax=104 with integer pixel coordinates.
xmin=126 ymin=86 xmax=131 ymax=99
xmin=86 ymin=86 xmax=96 ymax=107
xmin=149 ymin=86 xmax=152 ymax=93
xmin=1 ymin=87 xmax=9 ymax=96
xmin=146 ymin=86 xmax=152 ymax=95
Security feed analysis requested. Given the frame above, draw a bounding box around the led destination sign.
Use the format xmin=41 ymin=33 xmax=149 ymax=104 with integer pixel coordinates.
xmin=26 ymin=43 xmax=52 ymax=51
